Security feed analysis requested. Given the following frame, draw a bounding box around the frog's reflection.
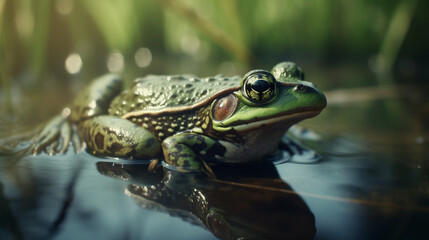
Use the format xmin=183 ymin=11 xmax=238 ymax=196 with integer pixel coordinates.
xmin=96 ymin=161 xmax=316 ymax=240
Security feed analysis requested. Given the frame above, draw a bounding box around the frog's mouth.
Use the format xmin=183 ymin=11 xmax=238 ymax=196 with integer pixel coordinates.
xmin=228 ymin=108 xmax=323 ymax=132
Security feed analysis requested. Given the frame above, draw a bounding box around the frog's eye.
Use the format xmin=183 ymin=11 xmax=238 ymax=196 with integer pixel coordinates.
xmin=241 ymin=70 xmax=276 ymax=103
xmin=212 ymin=94 xmax=238 ymax=121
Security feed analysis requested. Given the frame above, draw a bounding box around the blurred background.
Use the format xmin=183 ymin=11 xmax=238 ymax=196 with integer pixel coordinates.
xmin=1 ymin=0 xmax=427 ymax=86
xmin=1 ymin=0 xmax=428 ymax=134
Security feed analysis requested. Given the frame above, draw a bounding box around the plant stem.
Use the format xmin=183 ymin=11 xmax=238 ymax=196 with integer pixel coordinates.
xmin=31 ymin=0 xmax=51 ymax=84
xmin=158 ymin=0 xmax=251 ymax=65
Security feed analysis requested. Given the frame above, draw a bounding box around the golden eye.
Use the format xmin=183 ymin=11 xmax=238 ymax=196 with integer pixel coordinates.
xmin=212 ymin=94 xmax=237 ymax=121
xmin=241 ymin=70 xmax=276 ymax=103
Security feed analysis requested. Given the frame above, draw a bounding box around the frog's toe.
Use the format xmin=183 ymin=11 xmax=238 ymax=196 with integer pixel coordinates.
xmin=71 ymin=126 xmax=85 ymax=153
xmin=287 ymin=149 xmax=322 ymax=164
xmin=281 ymin=137 xmax=322 ymax=164
xmin=31 ymin=116 xmax=73 ymax=155
xmin=58 ymin=120 xmax=72 ymax=153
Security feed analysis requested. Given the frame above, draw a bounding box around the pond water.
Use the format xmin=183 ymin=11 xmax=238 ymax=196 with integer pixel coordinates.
xmin=1 ymin=88 xmax=428 ymax=240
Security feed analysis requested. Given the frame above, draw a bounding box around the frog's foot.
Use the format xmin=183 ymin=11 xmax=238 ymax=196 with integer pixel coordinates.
xmin=0 ymin=116 xmax=83 ymax=157
xmin=280 ymin=137 xmax=322 ymax=164
xmin=162 ymin=133 xmax=225 ymax=177
xmin=32 ymin=116 xmax=84 ymax=155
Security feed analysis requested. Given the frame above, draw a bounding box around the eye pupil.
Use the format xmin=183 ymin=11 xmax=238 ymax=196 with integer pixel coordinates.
xmin=241 ymin=70 xmax=276 ymax=103
xmin=250 ymin=79 xmax=270 ymax=93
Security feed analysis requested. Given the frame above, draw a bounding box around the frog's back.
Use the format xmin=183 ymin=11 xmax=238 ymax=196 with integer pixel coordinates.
xmin=109 ymin=74 xmax=240 ymax=116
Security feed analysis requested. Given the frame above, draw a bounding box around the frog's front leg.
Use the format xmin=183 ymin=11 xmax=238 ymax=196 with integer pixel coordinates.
xmin=69 ymin=74 xmax=123 ymax=123
xmin=162 ymin=133 xmax=226 ymax=175
xmin=78 ymin=115 xmax=161 ymax=159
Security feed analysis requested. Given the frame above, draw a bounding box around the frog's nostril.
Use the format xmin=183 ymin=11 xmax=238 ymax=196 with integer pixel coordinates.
xmin=295 ymin=84 xmax=306 ymax=92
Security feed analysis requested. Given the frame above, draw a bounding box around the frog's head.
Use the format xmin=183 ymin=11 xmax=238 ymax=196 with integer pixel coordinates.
xmin=210 ymin=65 xmax=326 ymax=135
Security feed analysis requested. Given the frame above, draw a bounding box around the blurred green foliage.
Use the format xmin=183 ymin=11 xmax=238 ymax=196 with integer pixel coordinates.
xmin=0 ymin=0 xmax=427 ymax=88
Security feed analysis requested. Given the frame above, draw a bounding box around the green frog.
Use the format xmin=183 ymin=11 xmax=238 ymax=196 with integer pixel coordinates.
xmin=3 ymin=62 xmax=326 ymax=175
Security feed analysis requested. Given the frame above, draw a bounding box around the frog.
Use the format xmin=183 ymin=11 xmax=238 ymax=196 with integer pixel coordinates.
xmin=2 ymin=62 xmax=326 ymax=175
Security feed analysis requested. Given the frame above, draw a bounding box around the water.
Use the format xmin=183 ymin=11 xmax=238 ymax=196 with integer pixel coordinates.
xmin=1 ymin=95 xmax=429 ymax=239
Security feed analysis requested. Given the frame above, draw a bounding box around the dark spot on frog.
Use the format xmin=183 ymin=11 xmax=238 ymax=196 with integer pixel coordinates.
xmin=200 ymin=89 xmax=208 ymax=96
xmin=110 ymin=142 xmax=124 ymax=152
xmin=95 ymin=99 xmax=104 ymax=108
xmin=182 ymin=160 xmax=191 ymax=168
xmin=105 ymin=128 xmax=124 ymax=141
xmin=175 ymin=76 xmax=186 ymax=80
xmin=145 ymin=138 xmax=156 ymax=148
xmin=206 ymin=142 xmax=227 ymax=158
xmin=95 ymin=133 xmax=104 ymax=149
xmin=173 ymin=144 xmax=183 ymax=152
xmin=127 ymin=148 xmax=137 ymax=158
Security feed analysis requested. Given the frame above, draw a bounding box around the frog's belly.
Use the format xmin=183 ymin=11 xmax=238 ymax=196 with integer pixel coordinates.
xmin=217 ymin=141 xmax=277 ymax=162
xmin=218 ymin=123 xmax=290 ymax=162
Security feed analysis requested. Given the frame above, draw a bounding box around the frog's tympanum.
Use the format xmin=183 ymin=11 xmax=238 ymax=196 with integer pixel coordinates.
xmin=97 ymin=161 xmax=316 ymax=240
xmin=2 ymin=62 xmax=326 ymax=175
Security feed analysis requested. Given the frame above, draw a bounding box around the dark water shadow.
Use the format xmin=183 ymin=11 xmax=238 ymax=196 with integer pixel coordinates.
xmin=97 ymin=161 xmax=316 ymax=240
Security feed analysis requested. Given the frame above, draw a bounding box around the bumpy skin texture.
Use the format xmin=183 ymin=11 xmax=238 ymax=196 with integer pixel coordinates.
xmin=109 ymin=75 xmax=241 ymax=116
xmin=271 ymin=62 xmax=305 ymax=81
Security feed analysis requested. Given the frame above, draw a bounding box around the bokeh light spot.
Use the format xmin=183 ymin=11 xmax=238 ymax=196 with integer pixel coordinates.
xmin=134 ymin=47 xmax=152 ymax=68
xmin=107 ymin=51 xmax=124 ymax=73
xmin=180 ymin=35 xmax=200 ymax=55
xmin=65 ymin=53 xmax=82 ymax=74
